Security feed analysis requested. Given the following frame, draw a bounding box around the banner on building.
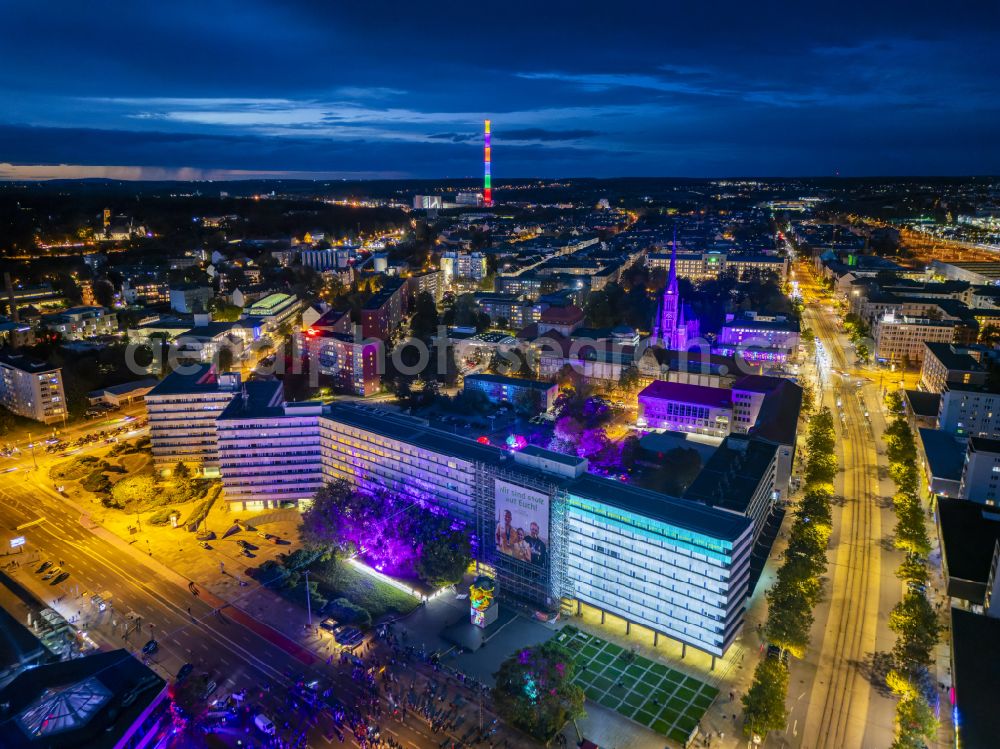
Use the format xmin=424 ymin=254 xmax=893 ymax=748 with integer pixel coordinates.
xmin=494 ymin=480 xmax=549 ymax=567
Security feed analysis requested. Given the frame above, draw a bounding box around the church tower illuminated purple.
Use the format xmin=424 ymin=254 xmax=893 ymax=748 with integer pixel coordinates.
xmin=651 ymin=228 xmax=699 ymax=350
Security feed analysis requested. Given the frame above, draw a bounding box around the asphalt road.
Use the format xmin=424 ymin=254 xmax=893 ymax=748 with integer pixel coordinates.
xmin=790 ymin=266 xmax=898 ymax=749
xmin=0 ymin=460 xmax=509 ymax=749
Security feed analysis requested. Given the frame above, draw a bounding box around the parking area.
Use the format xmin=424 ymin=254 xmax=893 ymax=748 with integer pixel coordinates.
xmin=558 ymin=626 xmax=718 ymax=746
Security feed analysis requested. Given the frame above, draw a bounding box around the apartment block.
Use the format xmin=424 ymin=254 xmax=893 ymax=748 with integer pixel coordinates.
xmin=0 ymin=353 xmax=66 ymax=424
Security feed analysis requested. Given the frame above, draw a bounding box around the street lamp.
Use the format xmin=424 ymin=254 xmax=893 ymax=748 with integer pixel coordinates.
xmin=304 ymin=569 xmax=312 ymax=627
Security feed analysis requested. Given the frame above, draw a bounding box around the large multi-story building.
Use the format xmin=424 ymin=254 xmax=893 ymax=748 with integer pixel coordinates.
xmin=242 ymin=292 xmax=300 ymax=333
xmin=873 ymin=314 xmax=961 ymax=365
xmin=920 ymin=342 xmax=989 ymax=394
xmin=937 ymin=383 xmax=1000 ymax=439
xmin=216 ymin=380 xmax=323 ymax=509
xmin=958 ymin=436 xmax=1000 ymax=506
xmin=717 ymin=314 xmax=800 ymax=351
xmin=0 ymin=353 xmax=66 ymax=424
xmin=318 ymin=404 xmax=753 ymax=658
xmin=361 ymin=278 xmax=407 ymax=341
xmin=440 ymin=252 xmax=488 ymax=285
xmin=168 ymin=284 xmax=213 ymax=314
xmin=302 ymin=328 xmax=383 ymax=396
xmin=637 ymin=381 xmax=734 ymax=437
xmin=646 ymin=251 xmax=788 ymax=284
xmin=144 ymin=365 xmax=241 ymax=475
xmin=463 ymin=373 xmax=559 ymax=413
xmin=41 ymin=306 xmax=117 ymax=340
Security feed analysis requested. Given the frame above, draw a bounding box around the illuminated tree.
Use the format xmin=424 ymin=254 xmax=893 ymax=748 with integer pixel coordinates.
xmin=493 ymin=640 xmax=585 ymax=741
xmin=889 ymin=591 xmax=939 ymax=669
xmin=111 ymin=474 xmax=158 ymax=509
xmin=890 ymin=694 xmax=937 ymax=749
xmin=741 ymin=657 xmax=788 ymax=739
xmin=765 ymin=581 xmax=814 ymax=658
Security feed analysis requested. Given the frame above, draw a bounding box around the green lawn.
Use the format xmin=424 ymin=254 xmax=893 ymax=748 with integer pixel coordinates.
xmin=312 ymin=560 xmax=420 ymax=620
xmin=561 ymin=625 xmax=718 ymax=743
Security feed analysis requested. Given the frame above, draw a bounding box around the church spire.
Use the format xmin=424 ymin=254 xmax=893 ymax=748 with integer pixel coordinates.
xmin=668 ymin=225 xmax=678 ymax=294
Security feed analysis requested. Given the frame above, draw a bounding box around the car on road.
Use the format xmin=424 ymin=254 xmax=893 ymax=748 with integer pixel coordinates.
xmin=141 ymin=640 xmax=158 ymax=655
xmin=42 ymin=566 xmax=61 ymax=581
xmin=177 ymin=663 xmax=194 ymax=681
xmin=201 ymin=679 xmax=218 ymax=700
xmin=254 ymin=714 xmax=276 ymax=736
xmin=90 ymin=593 xmax=107 ymax=611
xmin=199 ymin=541 xmax=211 ymax=550
xmin=320 ymin=618 xmax=339 ymax=634
xmin=36 ymin=560 xmax=52 ymax=574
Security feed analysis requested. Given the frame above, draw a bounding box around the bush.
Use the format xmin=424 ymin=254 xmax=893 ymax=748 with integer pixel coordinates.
xmin=323 ymin=597 xmax=372 ymax=629
xmin=148 ymin=508 xmax=178 ymax=526
xmin=111 ymin=474 xmax=159 ymax=509
xmin=81 ymin=469 xmax=111 ymax=494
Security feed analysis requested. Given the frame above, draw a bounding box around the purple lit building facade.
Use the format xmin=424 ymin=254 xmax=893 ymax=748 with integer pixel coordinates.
xmin=650 ymin=237 xmax=700 ymax=350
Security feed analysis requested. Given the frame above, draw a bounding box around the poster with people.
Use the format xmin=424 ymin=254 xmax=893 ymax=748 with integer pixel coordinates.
xmin=494 ymin=480 xmax=549 ymax=568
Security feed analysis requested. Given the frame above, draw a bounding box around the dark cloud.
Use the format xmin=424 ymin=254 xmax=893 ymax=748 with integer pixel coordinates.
xmin=499 ymin=128 xmax=602 ymax=141
xmin=0 ymin=1 xmax=996 ymax=176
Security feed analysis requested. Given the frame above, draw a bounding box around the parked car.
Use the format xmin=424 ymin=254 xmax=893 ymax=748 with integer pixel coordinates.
xmin=36 ymin=560 xmax=52 ymax=574
xmin=142 ymin=640 xmax=158 ymax=655
xmin=177 ymin=663 xmax=194 ymax=681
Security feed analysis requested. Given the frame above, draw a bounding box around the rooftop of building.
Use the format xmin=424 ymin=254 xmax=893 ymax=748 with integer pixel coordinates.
xmin=638 ymin=380 xmax=732 ymax=409
xmin=904 ymin=389 xmax=941 ymax=418
xmin=321 ymin=403 xmax=751 ymax=543
xmin=245 ymin=292 xmax=295 ymax=311
xmin=937 ymin=498 xmax=1000 ymax=588
xmin=463 ymin=373 xmax=555 ymax=391
xmin=146 ymin=364 xmax=239 ymax=397
xmin=968 ymin=435 xmax=1000 ymax=454
xmin=0 ymin=649 xmax=165 ymax=749
xmin=923 ymin=342 xmax=985 ymax=372
xmin=684 ymin=435 xmax=779 ymax=514
xmin=732 ymin=374 xmax=785 ymax=394
xmin=362 ymin=277 xmax=406 ymax=309
xmin=86 ymin=378 xmax=159 ymax=399
xmin=749 ymin=379 xmax=803 ymax=446
xmin=539 ymin=305 xmax=585 ymax=324
xmin=950 ymin=608 xmax=1000 ymax=749
xmin=917 ymin=428 xmax=966 ymax=483
xmin=218 ymin=379 xmax=285 ymax=420
xmin=0 ymin=352 xmax=60 ymax=375
xmin=722 ymin=317 xmax=800 ymax=332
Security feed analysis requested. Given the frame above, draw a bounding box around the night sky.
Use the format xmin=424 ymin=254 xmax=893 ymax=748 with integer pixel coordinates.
xmin=0 ymin=1 xmax=996 ymax=180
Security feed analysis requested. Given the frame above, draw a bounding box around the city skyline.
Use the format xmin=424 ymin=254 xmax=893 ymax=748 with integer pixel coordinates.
xmin=0 ymin=1 xmax=998 ymax=180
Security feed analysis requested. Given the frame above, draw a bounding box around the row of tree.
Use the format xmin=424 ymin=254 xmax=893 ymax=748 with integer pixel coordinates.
xmin=882 ymin=394 xmax=940 ymax=749
xmin=742 ymin=407 xmax=837 ymax=740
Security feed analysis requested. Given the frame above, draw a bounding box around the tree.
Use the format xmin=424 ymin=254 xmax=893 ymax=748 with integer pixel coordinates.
xmin=416 ymin=526 xmax=472 ymax=587
xmin=617 ymin=365 xmax=640 ymax=393
xmin=889 ymin=591 xmax=939 ymax=669
xmin=765 ymin=581 xmax=814 ymax=658
xmin=891 ymin=694 xmax=937 ymax=749
xmin=300 ymin=480 xmax=355 ymax=548
xmin=409 ymin=291 xmax=439 ymax=340
xmin=742 ymin=657 xmax=788 ymax=739
xmin=493 ymin=640 xmax=585 ymax=741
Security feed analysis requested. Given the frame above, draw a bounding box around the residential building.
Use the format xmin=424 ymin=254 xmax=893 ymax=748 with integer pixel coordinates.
xmin=463 ymin=373 xmax=559 ymax=413
xmin=0 ymin=353 xmax=66 ymax=424
xmin=301 ymin=327 xmax=383 ymax=396
xmin=959 ymin=436 xmax=1000 ymax=505
xmin=440 ymin=252 xmax=488 ymax=285
xmin=144 ymin=365 xmax=241 ymax=475
xmin=41 ymin=306 xmax=117 ymax=340
xmin=216 ymin=381 xmax=323 ymax=509
xmin=122 ymin=278 xmax=169 ymax=305
xmin=475 ymin=294 xmax=545 ymax=328
xmin=646 ymin=250 xmax=788 ymax=284
xmin=938 ymin=383 xmax=1000 ymax=439
xmin=920 ymin=342 xmax=989 ymax=393
xmin=360 ymin=278 xmax=407 ymax=341
xmin=168 ymin=284 xmax=213 ymax=314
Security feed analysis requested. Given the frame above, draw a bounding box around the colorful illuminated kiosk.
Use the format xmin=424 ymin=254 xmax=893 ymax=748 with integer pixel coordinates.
xmin=469 ymin=575 xmax=498 ymax=629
